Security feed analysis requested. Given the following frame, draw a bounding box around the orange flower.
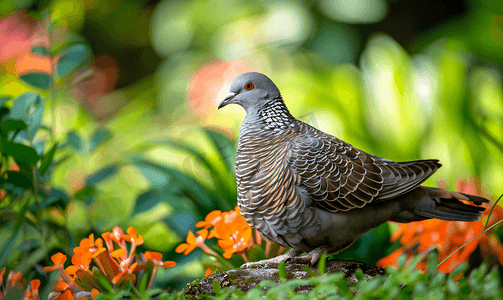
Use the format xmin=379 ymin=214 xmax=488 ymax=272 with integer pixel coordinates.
xmin=143 ymin=251 xmax=177 ymax=290
xmin=112 ymin=262 xmax=138 ymax=284
xmin=379 ymin=178 xmax=501 ymax=273
xmin=124 ymin=227 xmax=144 ymax=245
xmin=55 ymin=290 xmax=75 ymax=300
xmin=43 ymin=253 xmax=67 ymax=273
xmin=53 ymin=275 xmax=76 ymax=293
xmin=73 ymin=234 xmax=106 ymax=258
xmin=209 ymin=207 xmax=253 ymax=259
xmin=91 ymin=288 xmax=100 ymax=299
xmin=196 ymin=210 xmax=223 ymax=228
xmin=23 ymin=279 xmax=40 ymax=300
xmin=110 ymin=226 xmax=125 ymax=243
xmin=0 ymin=267 xmax=5 ymax=287
xmin=175 ymin=229 xmax=208 ymax=255
xmin=204 ymin=268 xmax=212 ymax=277
xmin=66 ymin=251 xmax=92 ymax=275
xmin=217 ymin=221 xmax=252 ymax=259
xmin=144 ymin=251 xmax=176 ymax=268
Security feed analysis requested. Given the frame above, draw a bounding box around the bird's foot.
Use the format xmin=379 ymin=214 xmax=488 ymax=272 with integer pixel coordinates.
xmin=240 ymin=249 xmax=302 ymax=268
xmin=286 ymin=246 xmax=328 ymax=267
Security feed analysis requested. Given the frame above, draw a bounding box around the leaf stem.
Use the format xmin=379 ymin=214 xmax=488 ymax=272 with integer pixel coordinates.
xmin=46 ymin=13 xmax=57 ymax=143
xmin=438 ymin=218 xmax=503 ymax=268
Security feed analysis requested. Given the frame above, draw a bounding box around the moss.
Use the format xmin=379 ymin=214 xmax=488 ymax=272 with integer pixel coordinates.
xmin=187 ymin=277 xmax=204 ymax=288
xmin=272 ymin=270 xmax=298 ymax=280
xmin=227 ymin=273 xmax=245 ymax=285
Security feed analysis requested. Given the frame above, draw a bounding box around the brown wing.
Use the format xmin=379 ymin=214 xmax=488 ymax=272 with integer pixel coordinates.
xmin=290 ymin=123 xmax=441 ymax=212
xmin=374 ymin=158 xmax=441 ymax=200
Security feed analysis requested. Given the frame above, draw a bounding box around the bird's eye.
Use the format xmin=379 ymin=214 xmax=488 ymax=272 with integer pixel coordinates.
xmin=245 ymin=82 xmax=254 ymax=90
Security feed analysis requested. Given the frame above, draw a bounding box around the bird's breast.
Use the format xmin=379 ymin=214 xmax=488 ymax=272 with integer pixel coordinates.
xmin=235 ymin=129 xmax=313 ymax=247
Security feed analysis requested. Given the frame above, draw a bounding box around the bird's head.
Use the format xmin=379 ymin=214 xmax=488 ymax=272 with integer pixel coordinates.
xmin=218 ymin=72 xmax=281 ymax=113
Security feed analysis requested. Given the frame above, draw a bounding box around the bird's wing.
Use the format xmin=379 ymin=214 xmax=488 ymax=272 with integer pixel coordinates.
xmin=289 ymin=123 xmax=441 ymax=212
xmin=372 ymin=157 xmax=441 ymax=200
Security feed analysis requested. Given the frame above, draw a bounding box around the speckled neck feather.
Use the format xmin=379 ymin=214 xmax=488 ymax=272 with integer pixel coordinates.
xmin=258 ymin=96 xmax=296 ymax=130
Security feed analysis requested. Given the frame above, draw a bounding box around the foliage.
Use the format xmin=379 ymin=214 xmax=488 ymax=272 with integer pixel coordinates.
xmin=202 ymin=253 xmax=502 ymax=300
xmin=2 ymin=0 xmax=503 ymax=297
xmin=0 ymin=9 xmax=98 ymax=299
xmin=130 ymin=127 xmax=238 ymax=239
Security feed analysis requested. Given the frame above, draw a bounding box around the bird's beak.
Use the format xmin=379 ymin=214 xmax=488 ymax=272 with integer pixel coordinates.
xmin=218 ymin=92 xmax=237 ymax=109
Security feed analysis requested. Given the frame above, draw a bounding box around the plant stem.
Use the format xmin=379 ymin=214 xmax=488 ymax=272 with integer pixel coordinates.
xmin=45 ymin=13 xmax=57 ymax=143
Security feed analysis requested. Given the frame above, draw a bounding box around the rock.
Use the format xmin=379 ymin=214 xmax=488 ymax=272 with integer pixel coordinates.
xmin=184 ymin=260 xmax=385 ymax=298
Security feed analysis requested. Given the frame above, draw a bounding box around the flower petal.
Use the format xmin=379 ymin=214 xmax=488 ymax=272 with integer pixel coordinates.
xmin=161 ymin=261 xmax=176 ymax=268
xmin=175 ymin=243 xmax=189 ymax=253
xmin=111 ymin=249 xmax=126 ymax=258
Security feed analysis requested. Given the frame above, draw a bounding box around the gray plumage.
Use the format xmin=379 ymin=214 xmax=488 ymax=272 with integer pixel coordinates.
xmin=218 ymin=72 xmax=489 ymax=266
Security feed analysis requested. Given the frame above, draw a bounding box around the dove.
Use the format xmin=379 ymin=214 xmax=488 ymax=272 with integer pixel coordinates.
xmin=218 ymin=72 xmax=489 ymax=267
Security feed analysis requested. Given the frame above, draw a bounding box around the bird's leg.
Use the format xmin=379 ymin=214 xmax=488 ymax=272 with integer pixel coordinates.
xmin=241 ymin=249 xmax=302 ymax=268
xmin=286 ymin=245 xmax=330 ymax=267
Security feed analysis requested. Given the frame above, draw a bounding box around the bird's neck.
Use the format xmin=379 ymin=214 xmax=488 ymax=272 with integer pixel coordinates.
xmin=242 ymin=96 xmax=296 ymax=135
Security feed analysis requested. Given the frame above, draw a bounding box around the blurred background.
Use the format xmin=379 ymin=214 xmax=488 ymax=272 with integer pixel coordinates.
xmin=1 ymin=0 xmax=503 ymax=293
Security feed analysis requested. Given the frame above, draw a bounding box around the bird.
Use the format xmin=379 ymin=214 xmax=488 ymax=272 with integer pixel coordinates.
xmin=218 ymin=72 xmax=490 ymax=267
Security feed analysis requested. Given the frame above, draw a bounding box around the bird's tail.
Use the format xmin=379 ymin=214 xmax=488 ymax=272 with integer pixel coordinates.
xmin=391 ymin=186 xmax=490 ymax=223
xmin=412 ymin=187 xmax=489 ymax=222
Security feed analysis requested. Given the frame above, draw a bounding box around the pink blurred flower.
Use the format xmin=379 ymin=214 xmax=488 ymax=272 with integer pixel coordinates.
xmin=188 ymin=60 xmax=254 ymax=125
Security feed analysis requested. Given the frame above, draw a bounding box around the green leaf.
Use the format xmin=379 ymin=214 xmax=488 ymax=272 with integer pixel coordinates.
xmin=9 ymin=92 xmax=44 ymax=141
xmin=0 ymin=139 xmax=40 ymax=165
xmin=247 ymin=244 xmax=267 ymax=263
xmin=5 ymin=287 xmax=23 ymax=300
xmin=66 ymin=130 xmax=83 ymax=151
xmin=16 ymin=239 xmax=40 ymax=251
xmin=111 ymin=291 xmax=130 ymax=300
xmin=89 ymin=128 xmax=112 ymax=152
xmin=449 ymin=262 xmax=467 ymax=280
xmin=163 ymin=201 xmax=201 ymax=237
xmin=1 ymin=119 xmax=27 ymax=136
xmin=86 ymin=164 xmax=118 ymax=185
xmin=431 ymin=272 xmax=446 ymax=288
xmin=73 ymin=186 xmax=97 ymax=203
xmin=132 ymin=189 xmax=201 ymax=236
xmin=285 ymin=279 xmax=310 ymax=289
xmin=31 ymin=46 xmax=50 ymax=56
xmin=0 ymin=97 xmax=10 ymax=107
xmin=130 ymin=156 xmax=215 ymax=209
xmin=138 ymin=261 xmax=155 ymax=293
xmin=278 ymin=261 xmax=287 ymax=284
xmin=354 ymin=268 xmax=364 ymax=282
xmin=303 ymin=266 xmax=317 ymax=277
xmin=27 ymin=196 xmax=65 ymax=212
xmin=19 ymin=72 xmax=51 ymax=89
xmin=159 ymin=139 xmax=235 ymax=210
xmin=5 ymin=171 xmax=32 ymax=189
xmin=0 ymin=198 xmax=30 ymax=270
xmin=245 ymin=288 xmax=265 ymax=298
xmin=257 ymin=280 xmax=278 ymax=287
xmin=203 ymin=128 xmax=236 ymax=176
xmin=56 ymin=43 xmax=92 ymax=77
xmin=397 ymin=253 xmax=407 ymax=269
xmin=132 ymin=160 xmax=170 ymax=188
xmin=92 ymin=267 xmax=113 ymax=292
xmin=318 ymin=252 xmax=327 ymax=275
xmin=212 ymin=280 xmax=221 ymax=294
xmin=16 ymin=245 xmax=46 ymax=274
xmin=40 ymin=142 xmax=58 ymax=176
xmin=446 ymin=278 xmax=458 ymax=294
